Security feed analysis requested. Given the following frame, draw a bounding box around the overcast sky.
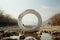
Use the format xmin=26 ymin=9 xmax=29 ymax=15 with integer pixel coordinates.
xmin=0 ymin=0 xmax=60 ymax=25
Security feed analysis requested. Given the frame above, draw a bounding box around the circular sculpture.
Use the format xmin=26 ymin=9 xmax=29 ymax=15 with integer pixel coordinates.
xmin=18 ymin=9 xmax=42 ymax=32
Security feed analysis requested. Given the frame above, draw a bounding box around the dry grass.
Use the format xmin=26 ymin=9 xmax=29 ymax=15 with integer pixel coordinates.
xmin=40 ymin=25 xmax=60 ymax=31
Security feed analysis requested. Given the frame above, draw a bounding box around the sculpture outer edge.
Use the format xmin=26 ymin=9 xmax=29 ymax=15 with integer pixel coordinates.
xmin=18 ymin=9 xmax=42 ymax=32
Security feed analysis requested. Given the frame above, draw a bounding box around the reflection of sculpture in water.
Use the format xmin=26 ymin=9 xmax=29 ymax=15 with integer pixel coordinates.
xmin=24 ymin=36 xmax=37 ymax=40
xmin=18 ymin=9 xmax=42 ymax=32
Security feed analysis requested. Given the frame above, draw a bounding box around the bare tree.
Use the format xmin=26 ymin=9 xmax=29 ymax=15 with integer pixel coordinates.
xmin=0 ymin=10 xmax=17 ymax=26
xmin=48 ymin=13 xmax=60 ymax=26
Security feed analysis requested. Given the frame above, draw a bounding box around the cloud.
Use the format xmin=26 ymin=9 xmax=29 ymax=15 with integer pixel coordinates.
xmin=41 ymin=5 xmax=50 ymax=9
xmin=40 ymin=5 xmax=60 ymax=21
xmin=40 ymin=5 xmax=60 ymax=9
xmin=40 ymin=5 xmax=60 ymax=13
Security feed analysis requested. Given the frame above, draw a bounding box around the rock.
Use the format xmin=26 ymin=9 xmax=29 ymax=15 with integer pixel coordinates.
xmin=3 ymin=31 xmax=11 ymax=37
xmin=11 ymin=31 xmax=19 ymax=36
xmin=19 ymin=35 xmax=25 ymax=40
xmin=6 ymin=38 xmax=17 ymax=40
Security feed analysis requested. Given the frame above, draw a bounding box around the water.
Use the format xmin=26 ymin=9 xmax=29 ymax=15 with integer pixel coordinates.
xmin=40 ymin=33 xmax=52 ymax=40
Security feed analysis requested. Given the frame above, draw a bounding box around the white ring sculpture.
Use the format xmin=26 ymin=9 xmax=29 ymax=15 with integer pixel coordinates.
xmin=18 ymin=9 xmax=42 ymax=32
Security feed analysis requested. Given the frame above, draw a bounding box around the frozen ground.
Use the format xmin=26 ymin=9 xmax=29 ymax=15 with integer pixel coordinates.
xmin=0 ymin=26 xmax=20 ymax=32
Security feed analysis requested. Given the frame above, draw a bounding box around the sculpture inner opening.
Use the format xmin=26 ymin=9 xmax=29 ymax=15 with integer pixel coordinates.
xmin=22 ymin=14 xmax=38 ymax=29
